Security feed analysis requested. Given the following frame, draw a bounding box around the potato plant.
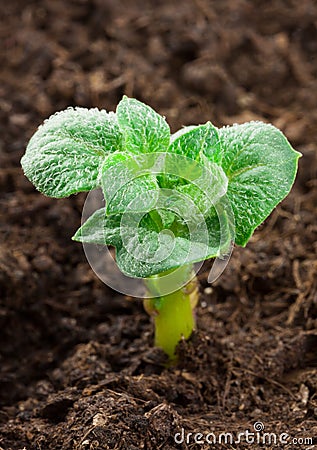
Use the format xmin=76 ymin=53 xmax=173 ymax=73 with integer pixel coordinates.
xmin=21 ymin=96 xmax=301 ymax=360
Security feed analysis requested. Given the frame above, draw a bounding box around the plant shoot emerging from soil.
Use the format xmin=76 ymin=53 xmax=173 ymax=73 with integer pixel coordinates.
xmin=21 ymin=96 xmax=301 ymax=360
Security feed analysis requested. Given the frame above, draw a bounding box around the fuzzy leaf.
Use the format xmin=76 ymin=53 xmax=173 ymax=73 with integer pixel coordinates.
xmin=101 ymin=152 xmax=159 ymax=215
xmin=169 ymin=122 xmax=222 ymax=162
xmin=116 ymin=96 xmax=170 ymax=153
xmin=22 ymin=96 xmax=301 ymax=280
xmin=175 ymin=157 xmax=228 ymax=215
xmin=218 ymin=121 xmax=301 ymax=246
xmin=72 ymin=208 xmax=122 ymax=246
xmin=115 ymin=208 xmax=233 ymax=278
xmin=159 ymin=124 xmax=222 ymax=191
xmin=21 ymin=108 xmax=122 ymax=197
xmin=73 ymin=204 xmax=233 ymax=278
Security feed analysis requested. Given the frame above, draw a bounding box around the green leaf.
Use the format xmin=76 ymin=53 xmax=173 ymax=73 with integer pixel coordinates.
xmin=169 ymin=122 xmax=222 ymax=163
xmin=73 ymin=203 xmax=233 ymax=278
xmin=21 ymin=108 xmax=122 ymax=198
xmin=218 ymin=121 xmax=301 ymax=246
xmin=72 ymin=208 xmax=122 ymax=246
xmin=101 ymin=152 xmax=159 ymax=215
xmin=158 ymin=124 xmax=223 ymax=191
xmin=175 ymin=156 xmax=228 ymax=215
xmin=115 ymin=208 xmax=232 ymax=278
xmin=116 ymin=96 xmax=170 ymax=153
xmin=23 ymin=96 xmax=301 ymax=280
xmin=157 ymin=209 xmax=175 ymax=228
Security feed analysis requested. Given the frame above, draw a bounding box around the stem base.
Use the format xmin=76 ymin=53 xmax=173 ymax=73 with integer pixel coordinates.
xmin=143 ymin=266 xmax=198 ymax=360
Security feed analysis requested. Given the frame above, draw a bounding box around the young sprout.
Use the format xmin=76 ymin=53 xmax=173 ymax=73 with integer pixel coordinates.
xmin=21 ymin=96 xmax=301 ymax=361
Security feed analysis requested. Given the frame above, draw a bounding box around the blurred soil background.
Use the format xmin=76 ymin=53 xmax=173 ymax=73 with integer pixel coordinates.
xmin=0 ymin=0 xmax=316 ymax=449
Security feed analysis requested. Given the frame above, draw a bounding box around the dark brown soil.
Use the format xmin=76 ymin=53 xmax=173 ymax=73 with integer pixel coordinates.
xmin=1 ymin=1 xmax=317 ymax=449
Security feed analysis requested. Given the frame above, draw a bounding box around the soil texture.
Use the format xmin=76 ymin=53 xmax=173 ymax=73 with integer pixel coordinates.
xmin=0 ymin=0 xmax=317 ymax=449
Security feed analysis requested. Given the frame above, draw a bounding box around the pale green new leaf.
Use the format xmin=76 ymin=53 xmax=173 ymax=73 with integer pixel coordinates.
xmin=159 ymin=124 xmax=223 ymax=190
xmin=116 ymin=96 xmax=170 ymax=153
xmin=169 ymin=122 xmax=222 ymax=162
xmin=218 ymin=121 xmax=301 ymax=246
xmin=21 ymin=108 xmax=122 ymax=197
xmin=101 ymin=152 xmax=159 ymax=215
xmin=175 ymin=157 xmax=228 ymax=215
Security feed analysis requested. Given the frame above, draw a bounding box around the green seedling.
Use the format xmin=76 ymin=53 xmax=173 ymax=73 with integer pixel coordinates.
xmin=21 ymin=96 xmax=301 ymax=361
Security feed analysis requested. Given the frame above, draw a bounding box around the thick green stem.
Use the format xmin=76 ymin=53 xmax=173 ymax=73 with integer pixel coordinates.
xmin=143 ymin=265 xmax=198 ymax=361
